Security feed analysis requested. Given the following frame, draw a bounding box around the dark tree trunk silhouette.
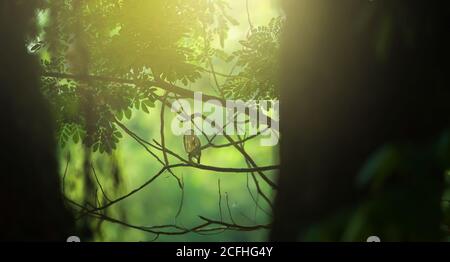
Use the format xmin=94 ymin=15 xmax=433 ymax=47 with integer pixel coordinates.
xmin=272 ymin=0 xmax=449 ymax=241
xmin=0 ymin=1 xmax=74 ymax=241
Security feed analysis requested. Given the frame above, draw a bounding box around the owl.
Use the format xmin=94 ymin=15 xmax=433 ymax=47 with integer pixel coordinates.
xmin=183 ymin=129 xmax=201 ymax=164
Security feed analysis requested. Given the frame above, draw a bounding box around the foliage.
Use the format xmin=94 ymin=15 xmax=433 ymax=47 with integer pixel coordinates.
xmin=223 ymin=17 xmax=283 ymax=100
xmin=33 ymin=0 xmax=280 ymax=154
xmin=29 ymin=0 xmax=281 ymax=240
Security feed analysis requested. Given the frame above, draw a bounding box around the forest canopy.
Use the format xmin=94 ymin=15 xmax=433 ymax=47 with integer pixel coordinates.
xmin=28 ymin=0 xmax=282 ymax=241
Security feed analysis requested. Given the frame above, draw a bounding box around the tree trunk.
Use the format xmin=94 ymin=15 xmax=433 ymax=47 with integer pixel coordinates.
xmin=272 ymin=0 xmax=449 ymax=241
xmin=0 ymin=1 xmax=74 ymax=241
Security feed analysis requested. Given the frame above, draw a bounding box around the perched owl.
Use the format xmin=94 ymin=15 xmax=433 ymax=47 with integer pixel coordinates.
xmin=183 ymin=129 xmax=201 ymax=164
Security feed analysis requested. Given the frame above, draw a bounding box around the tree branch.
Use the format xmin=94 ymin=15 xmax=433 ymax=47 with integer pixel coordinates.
xmin=42 ymin=71 xmax=278 ymax=126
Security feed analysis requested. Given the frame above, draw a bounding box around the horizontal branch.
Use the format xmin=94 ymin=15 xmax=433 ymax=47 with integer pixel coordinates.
xmin=81 ymin=161 xmax=278 ymax=214
xmin=199 ymin=216 xmax=271 ymax=231
xmin=115 ymin=120 xmax=280 ymax=174
xmin=66 ymin=197 xmax=270 ymax=236
xmin=190 ymin=162 xmax=279 ymax=173
xmin=42 ymin=72 xmax=278 ymax=126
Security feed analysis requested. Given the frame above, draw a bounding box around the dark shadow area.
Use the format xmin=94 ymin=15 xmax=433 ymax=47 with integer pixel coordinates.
xmin=0 ymin=1 xmax=74 ymax=241
xmin=272 ymin=0 xmax=450 ymax=241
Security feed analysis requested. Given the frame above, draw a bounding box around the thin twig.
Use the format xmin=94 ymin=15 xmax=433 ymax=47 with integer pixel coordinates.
xmin=160 ymin=91 xmax=183 ymax=188
xmin=246 ymin=0 xmax=254 ymax=30
xmin=175 ymin=174 xmax=185 ymax=220
xmin=225 ymin=192 xmax=236 ymax=225
xmin=91 ymin=163 xmax=112 ymax=202
xmin=218 ymin=178 xmax=223 ymax=222
xmin=62 ymin=152 xmax=70 ymax=195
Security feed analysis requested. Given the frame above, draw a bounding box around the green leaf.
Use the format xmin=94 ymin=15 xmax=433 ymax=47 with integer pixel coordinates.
xmin=93 ymin=142 xmax=99 ymax=153
xmin=116 ymin=110 xmax=124 ymax=121
xmin=142 ymin=103 xmax=149 ymax=114
xmin=114 ymin=131 xmax=123 ymax=139
xmin=143 ymin=99 xmax=155 ymax=108
xmin=73 ymin=132 xmax=79 ymax=144
xmin=124 ymin=108 xmax=132 ymax=119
